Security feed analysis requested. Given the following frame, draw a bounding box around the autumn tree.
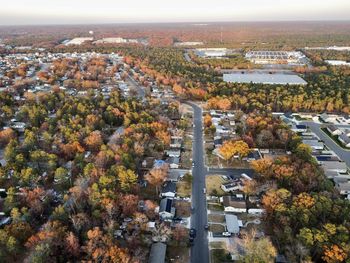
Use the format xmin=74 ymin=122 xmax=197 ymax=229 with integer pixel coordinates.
xmin=146 ymin=164 xmax=168 ymax=195
xmin=117 ymin=166 xmax=138 ymax=192
xmin=84 ymin=131 xmax=103 ymax=152
xmin=231 ymin=229 xmax=277 ymax=263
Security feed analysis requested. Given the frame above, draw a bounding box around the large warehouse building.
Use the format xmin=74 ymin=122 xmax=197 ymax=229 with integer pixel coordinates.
xmin=245 ymin=51 xmax=307 ymax=65
xmin=223 ymin=73 xmax=307 ymax=85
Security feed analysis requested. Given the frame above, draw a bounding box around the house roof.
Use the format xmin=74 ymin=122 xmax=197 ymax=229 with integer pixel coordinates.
xmin=328 ymin=125 xmax=339 ymax=132
xmin=225 ymin=214 xmax=240 ymax=234
xmin=339 ymin=134 xmax=350 ymax=144
xmin=337 ymin=182 xmax=350 ymax=192
xmin=322 ymin=161 xmax=348 ymax=171
xmin=149 ymin=242 xmax=167 ymax=263
xmin=222 ymin=196 xmax=247 ymax=209
xmin=159 ymin=198 xmax=173 ymax=213
xmin=166 ymin=157 xmax=180 ymax=165
xmin=162 ymin=181 xmax=176 ymax=193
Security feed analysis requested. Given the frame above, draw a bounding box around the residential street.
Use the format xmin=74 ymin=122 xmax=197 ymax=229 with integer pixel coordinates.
xmin=189 ymin=102 xmax=209 ymax=263
xmin=301 ymin=122 xmax=350 ymax=167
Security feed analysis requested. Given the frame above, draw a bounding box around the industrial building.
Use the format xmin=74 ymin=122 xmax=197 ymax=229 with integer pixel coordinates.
xmin=245 ymin=51 xmax=307 ymax=65
xmin=195 ymin=48 xmax=227 ymax=58
xmin=223 ymin=73 xmax=307 ymax=85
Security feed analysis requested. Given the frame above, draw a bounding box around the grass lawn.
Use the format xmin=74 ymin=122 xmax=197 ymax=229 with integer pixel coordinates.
xmin=210 ymin=249 xmax=233 ymax=263
xmin=209 ymin=224 xmax=225 ymax=233
xmin=208 ymin=203 xmax=224 ymax=211
xmin=181 ymin=151 xmax=192 ymax=169
xmin=138 ymin=184 xmax=159 ymax=201
xmin=167 ymin=245 xmax=190 ymax=263
xmin=208 ymin=214 xmax=225 ymax=223
xmin=206 ymin=175 xmax=225 ymax=196
xmin=174 ymin=200 xmax=191 ymax=217
xmin=210 ymin=241 xmax=226 ymax=249
xmin=177 ymin=180 xmax=192 ymax=198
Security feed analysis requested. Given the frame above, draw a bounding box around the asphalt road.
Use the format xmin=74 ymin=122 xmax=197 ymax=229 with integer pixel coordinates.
xmin=301 ymin=122 xmax=350 ymax=167
xmin=189 ymin=102 xmax=209 ymax=263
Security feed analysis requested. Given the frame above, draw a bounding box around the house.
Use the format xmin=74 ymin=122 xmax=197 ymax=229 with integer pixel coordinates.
xmin=343 ymin=129 xmax=350 ymax=137
xmin=159 ymin=198 xmax=175 ymax=220
xmin=291 ymin=124 xmax=307 ymax=133
xmin=336 ymin=182 xmax=350 ymax=199
xmin=221 ymin=181 xmax=243 ymax=192
xmin=166 ymin=157 xmax=180 ymax=169
xmin=166 ymin=150 xmax=181 ymax=158
xmin=170 ymin=136 xmax=183 ymax=148
xmin=247 ymin=208 xmax=265 ymax=215
xmin=147 ymin=221 xmax=156 ymax=231
xmin=302 ymin=139 xmax=324 ymax=150
xmin=221 ymin=195 xmax=247 ymax=213
xmin=327 ymin=125 xmax=342 ymax=136
xmin=339 ymin=134 xmax=350 ymax=147
xmin=225 ymin=214 xmax=242 ymax=234
xmin=161 ymin=182 xmax=176 ymax=198
xmin=320 ymin=113 xmax=332 ymax=123
xmin=321 ymin=161 xmax=348 ymax=173
xmin=149 ymin=242 xmax=167 ymax=263
xmin=214 ymin=137 xmax=223 ymax=148
xmin=167 ymin=169 xmax=185 ymax=182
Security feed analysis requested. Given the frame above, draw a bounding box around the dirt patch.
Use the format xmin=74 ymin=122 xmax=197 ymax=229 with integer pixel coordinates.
xmin=208 ymin=214 xmax=225 ymax=223
xmin=209 ymin=224 xmax=225 ymax=233
xmin=206 ymin=175 xmax=225 ymax=196
xmin=174 ymin=200 xmax=191 ymax=217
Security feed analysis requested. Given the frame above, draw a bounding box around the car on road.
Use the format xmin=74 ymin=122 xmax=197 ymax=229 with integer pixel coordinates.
xmin=203 ymin=188 xmax=206 ymax=194
xmin=204 ymin=224 xmax=209 ymax=230
xmin=192 ymin=161 xmax=195 ymax=167
xmin=189 ymin=236 xmax=194 ymax=244
xmin=189 ymin=228 xmax=197 ymax=238
xmin=222 ymin=232 xmax=232 ymax=237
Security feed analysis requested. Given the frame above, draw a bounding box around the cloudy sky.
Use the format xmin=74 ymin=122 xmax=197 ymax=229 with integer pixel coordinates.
xmin=0 ymin=0 xmax=349 ymax=25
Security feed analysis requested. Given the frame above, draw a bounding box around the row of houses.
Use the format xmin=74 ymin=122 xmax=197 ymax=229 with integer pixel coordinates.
xmin=327 ymin=125 xmax=350 ymax=147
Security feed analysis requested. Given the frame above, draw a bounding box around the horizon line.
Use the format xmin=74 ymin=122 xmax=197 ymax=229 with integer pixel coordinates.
xmin=1 ymin=19 xmax=350 ymax=27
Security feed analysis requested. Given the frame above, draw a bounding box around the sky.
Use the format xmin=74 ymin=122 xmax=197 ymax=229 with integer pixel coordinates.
xmin=0 ymin=0 xmax=349 ymax=25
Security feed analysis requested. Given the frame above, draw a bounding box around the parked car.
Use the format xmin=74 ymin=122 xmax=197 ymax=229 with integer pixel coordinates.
xmin=204 ymin=224 xmax=209 ymax=230
xmin=189 ymin=228 xmax=197 ymax=238
xmin=203 ymin=188 xmax=206 ymax=194
xmin=222 ymin=232 xmax=232 ymax=237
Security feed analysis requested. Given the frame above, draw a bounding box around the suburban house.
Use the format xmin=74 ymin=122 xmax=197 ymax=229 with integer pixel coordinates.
xmin=321 ymin=161 xmax=348 ymax=174
xmin=149 ymin=242 xmax=167 ymax=263
xmin=170 ymin=136 xmax=182 ymax=148
xmin=159 ymin=198 xmax=175 ymax=220
xmin=339 ymin=134 xmax=350 ymax=148
xmin=225 ymin=214 xmax=242 ymax=234
xmin=167 ymin=169 xmax=185 ymax=182
xmin=327 ymin=125 xmax=342 ymax=136
xmin=161 ymin=181 xmax=176 ymax=198
xmin=302 ymin=139 xmax=324 ymax=150
xmin=336 ymin=182 xmax=350 ymax=200
xmin=165 ymin=157 xmax=180 ymax=169
xmin=291 ymin=124 xmax=307 ymax=133
xmin=166 ymin=149 xmax=181 ymax=158
xmin=320 ymin=113 xmax=333 ymax=123
xmin=221 ymin=181 xmax=243 ymax=192
xmin=221 ymin=195 xmax=247 ymax=213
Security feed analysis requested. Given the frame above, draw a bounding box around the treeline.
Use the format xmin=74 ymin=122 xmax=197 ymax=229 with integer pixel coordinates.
xmin=252 ymin=142 xmax=350 ymax=262
xmin=0 ymin=89 xmax=178 ymax=262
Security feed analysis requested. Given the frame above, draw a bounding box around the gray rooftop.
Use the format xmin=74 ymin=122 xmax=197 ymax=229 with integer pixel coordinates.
xmin=225 ymin=214 xmax=240 ymax=234
xmin=149 ymin=242 xmax=167 ymax=263
xmin=223 ymin=73 xmax=307 ymax=85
